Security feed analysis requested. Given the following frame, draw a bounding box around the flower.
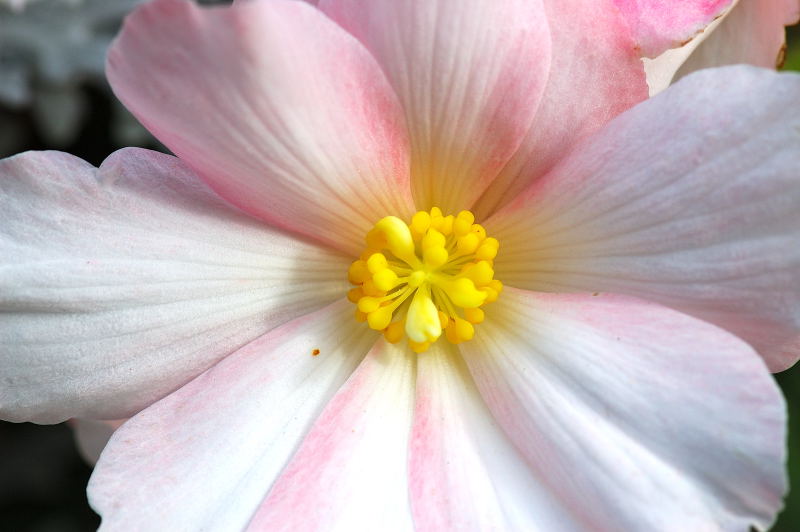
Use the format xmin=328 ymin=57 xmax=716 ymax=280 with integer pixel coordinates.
xmin=643 ymin=0 xmax=800 ymax=94
xmin=1 ymin=0 xmax=799 ymax=529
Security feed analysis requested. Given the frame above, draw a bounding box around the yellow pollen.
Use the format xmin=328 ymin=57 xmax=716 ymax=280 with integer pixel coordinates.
xmin=347 ymin=207 xmax=502 ymax=352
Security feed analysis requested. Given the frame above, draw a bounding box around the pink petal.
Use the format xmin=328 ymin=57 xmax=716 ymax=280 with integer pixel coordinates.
xmin=107 ymin=0 xmax=413 ymax=255
xmin=461 ymin=288 xmax=786 ymax=530
xmin=0 ymin=149 xmax=349 ymax=423
xmin=320 ymin=0 xmax=552 ymax=212
xmin=490 ymin=66 xmax=800 ymax=371
xmin=646 ymin=0 xmax=800 ymax=95
xmin=88 ymin=300 xmax=378 ymax=531
xmin=409 ymin=343 xmax=580 ymax=530
xmin=472 ymin=0 xmax=648 ymax=218
xmin=248 ymin=341 xmax=415 ymax=530
xmin=613 ymin=0 xmax=734 ymax=57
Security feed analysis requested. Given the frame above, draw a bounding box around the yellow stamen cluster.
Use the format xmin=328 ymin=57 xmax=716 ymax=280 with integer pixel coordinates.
xmin=348 ymin=207 xmax=503 ymax=353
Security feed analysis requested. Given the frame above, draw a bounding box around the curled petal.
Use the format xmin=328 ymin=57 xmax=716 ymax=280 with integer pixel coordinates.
xmin=613 ymin=0 xmax=734 ymax=57
xmin=645 ymin=0 xmax=800 ymax=95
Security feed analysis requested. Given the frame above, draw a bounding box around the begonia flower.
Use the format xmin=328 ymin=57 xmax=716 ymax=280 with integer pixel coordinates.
xmin=1 ymin=0 xmax=799 ymax=529
xmin=643 ymin=0 xmax=800 ymax=94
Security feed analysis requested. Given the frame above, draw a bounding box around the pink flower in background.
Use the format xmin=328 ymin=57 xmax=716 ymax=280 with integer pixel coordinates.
xmin=70 ymin=419 xmax=126 ymax=465
xmin=643 ymin=0 xmax=800 ymax=94
xmin=1 ymin=0 xmax=799 ymax=529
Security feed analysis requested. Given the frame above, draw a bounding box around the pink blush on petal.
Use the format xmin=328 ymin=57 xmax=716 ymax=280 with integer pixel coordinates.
xmin=614 ymin=0 xmax=734 ymax=57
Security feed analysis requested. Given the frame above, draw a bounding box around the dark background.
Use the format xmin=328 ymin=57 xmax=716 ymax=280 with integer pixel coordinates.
xmin=0 ymin=13 xmax=798 ymax=532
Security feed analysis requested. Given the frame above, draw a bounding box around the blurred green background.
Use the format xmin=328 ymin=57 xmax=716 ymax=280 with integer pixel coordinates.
xmin=0 ymin=11 xmax=798 ymax=532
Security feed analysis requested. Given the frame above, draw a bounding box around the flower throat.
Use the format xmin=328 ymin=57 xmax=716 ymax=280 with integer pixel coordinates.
xmin=348 ymin=207 xmax=502 ymax=352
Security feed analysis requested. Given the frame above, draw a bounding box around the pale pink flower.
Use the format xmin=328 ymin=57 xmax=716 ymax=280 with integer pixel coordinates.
xmin=1 ymin=0 xmax=798 ymax=529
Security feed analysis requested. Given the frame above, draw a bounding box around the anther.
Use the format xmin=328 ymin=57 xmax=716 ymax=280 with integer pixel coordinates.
xmin=348 ymin=207 xmax=502 ymax=352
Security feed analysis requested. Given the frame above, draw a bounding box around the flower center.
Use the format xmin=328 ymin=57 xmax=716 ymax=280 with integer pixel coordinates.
xmin=347 ymin=207 xmax=502 ymax=353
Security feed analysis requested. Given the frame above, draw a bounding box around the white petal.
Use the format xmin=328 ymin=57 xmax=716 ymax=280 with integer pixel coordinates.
xmin=249 ymin=341 xmax=415 ymax=531
xmin=461 ymin=288 xmax=786 ymax=530
xmin=89 ymin=300 xmax=378 ymax=531
xmin=0 ymin=149 xmax=349 ymax=423
xmin=409 ymin=343 xmax=581 ymax=531
xmin=490 ymin=66 xmax=800 ymax=371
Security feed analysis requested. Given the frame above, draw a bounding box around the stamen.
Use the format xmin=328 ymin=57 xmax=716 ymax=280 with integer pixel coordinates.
xmin=348 ymin=207 xmax=502 ymax=352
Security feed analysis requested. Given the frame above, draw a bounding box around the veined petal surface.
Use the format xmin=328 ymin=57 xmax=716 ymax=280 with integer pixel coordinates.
xmin=491 ymin=66 xmax=800 ymax=371
xmin=409 ymin=343 xmax=580 ymax=531
xmin=473 ymin=0 xmax=648 ymax=217
xmin=248 ymin=341 xmax=415 ymax=531
xmin=321 ymin=0 xmax=552 ymax=213
xmin=89 ymin=301 xmax=377 ymax=531
xmin=0 ymin=149 xmax=348 ymax=423
xmin=108 ymin=0 xmax=413 ymax=255
xmin=461 ymin=288 xmax=786 ymax=530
